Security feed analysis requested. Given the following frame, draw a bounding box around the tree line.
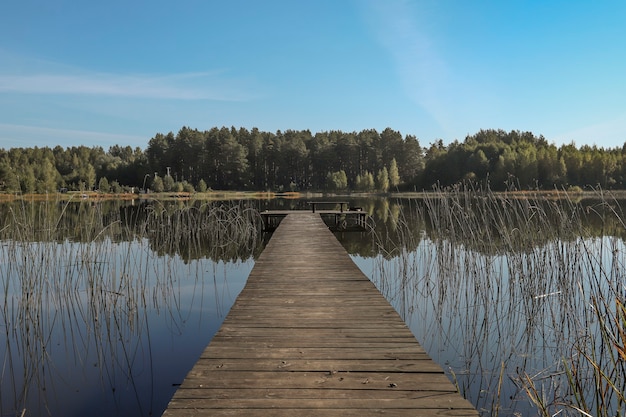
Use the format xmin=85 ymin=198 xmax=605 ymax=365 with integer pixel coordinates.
xmin=1 ymin=127 xmax=625 ymax=193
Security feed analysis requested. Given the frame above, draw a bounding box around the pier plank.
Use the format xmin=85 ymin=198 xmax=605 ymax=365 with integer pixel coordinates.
xmin=162 ymin=213 xmax=478 ymax=416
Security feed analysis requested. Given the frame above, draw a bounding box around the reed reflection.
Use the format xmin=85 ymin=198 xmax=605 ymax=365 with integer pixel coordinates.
xmin=346 ymin=188 xmax=626 ymax=416
xmin=0 ymin=199 xmax=262 ymax=417
xmin=2 ymin=192 xmax=625 ymax=416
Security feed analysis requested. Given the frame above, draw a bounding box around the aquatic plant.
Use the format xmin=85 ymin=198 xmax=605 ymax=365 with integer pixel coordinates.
xmin=369 ymin=184 xmax=626 ymax=416
xmin=0 ymin=198 xmax=262 ymax=416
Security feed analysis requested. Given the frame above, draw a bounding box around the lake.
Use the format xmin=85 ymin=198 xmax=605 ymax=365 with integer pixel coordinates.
xmin=1 ymin=192 xmax=624 ymax=416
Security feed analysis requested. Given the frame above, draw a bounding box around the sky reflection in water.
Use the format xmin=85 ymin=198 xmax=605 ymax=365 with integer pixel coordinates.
xmin=1 ymin=237 xmax=252 ymax=417
xmin=2 ymin=196 xmax=625 ymax=416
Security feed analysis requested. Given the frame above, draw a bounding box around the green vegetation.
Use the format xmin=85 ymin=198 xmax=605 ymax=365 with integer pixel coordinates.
xmin=3 ymin=127 xmax=626 ymax=194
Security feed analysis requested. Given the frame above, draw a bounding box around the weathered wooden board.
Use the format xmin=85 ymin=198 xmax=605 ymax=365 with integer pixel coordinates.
xmin=162 ymin=213 xmax=478 ymax=416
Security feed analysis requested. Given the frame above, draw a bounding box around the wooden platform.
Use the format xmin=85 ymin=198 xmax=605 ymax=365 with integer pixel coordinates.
xmin=260 ymin=210 xmax=371 ymax=232
xmin=162 ymin=213 xmax=479 ymax=416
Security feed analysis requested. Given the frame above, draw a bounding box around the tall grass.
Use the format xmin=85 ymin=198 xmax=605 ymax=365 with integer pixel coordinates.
xmin=142 ymin=201 xmax=263 ymax=261
xmin=370 ymin=184 xmax=626 ymax=416
xmin=0 ymin=198 xmax=262 ymax=416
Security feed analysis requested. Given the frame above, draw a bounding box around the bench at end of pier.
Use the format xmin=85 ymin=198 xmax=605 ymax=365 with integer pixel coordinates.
xmin=307 ymin=201 xmax=349 ymax=213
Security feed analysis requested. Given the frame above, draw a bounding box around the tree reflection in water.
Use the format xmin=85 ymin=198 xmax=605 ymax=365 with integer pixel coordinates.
xmin=0 ymin=199 xmax=264 ymax=417
xmin=338 ymin=189 xmax=626 ymax=416
xmin=2 ymin=192 xmax=625 ymax=416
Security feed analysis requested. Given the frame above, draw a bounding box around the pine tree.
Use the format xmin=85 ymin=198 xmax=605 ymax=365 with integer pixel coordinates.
xmin=197 ymin=178 xmax=208 ymax=192
xmin=377 ymin=167 xmax=389 ymax=192
xmin=389 ymin=158 xmax=400 ymax=188
xmin=151 ymin=175 xmax=164 ymax=192
xmin=98 ymin=177 xmax=111 ymax=193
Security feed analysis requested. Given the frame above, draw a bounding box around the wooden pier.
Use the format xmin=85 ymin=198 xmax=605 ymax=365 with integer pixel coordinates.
xmin=261 ymin=202 xmax=371 ymax=232
xmin=162 ymin=213 xmax=479 ymax=416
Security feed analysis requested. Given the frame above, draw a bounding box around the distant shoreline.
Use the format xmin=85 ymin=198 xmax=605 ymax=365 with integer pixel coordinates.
xmin=1 ymin=188 xmax=624 ymax=202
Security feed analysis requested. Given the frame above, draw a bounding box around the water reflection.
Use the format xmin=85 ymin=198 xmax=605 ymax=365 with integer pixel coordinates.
xmin=340 ymin=193 xmax=626 ymax=416
xmin=0 ymin=200 xmax=260 ymax=417
xmin=1 ymin=194 xmax=625 ymax=416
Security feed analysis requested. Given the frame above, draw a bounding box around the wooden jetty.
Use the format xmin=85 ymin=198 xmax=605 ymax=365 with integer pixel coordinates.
xmin=261 ymin=201 xmax=371 ymax=232
xmin=162 ymin=213 xmax=479 ymax=416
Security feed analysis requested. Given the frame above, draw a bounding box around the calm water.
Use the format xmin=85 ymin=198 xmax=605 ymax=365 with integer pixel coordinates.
xmin=1 ymin=241 xmax=253 ymax=416
xmin=1 ymin=195 xmax=624 ymax=416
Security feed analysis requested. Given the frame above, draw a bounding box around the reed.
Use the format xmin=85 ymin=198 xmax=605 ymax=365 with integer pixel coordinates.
xmin=370 ymin=184 xmax=626 ymax=416
xmin=143 ymin=201 xmax=263 ymax=261
xmin=0 ymin=198 xmax=262 ymax=416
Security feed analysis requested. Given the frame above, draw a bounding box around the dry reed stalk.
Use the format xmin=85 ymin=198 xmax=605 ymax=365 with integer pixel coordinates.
xmin=370 ymin=183 xmax=625 ymax=416
xmin=0 ymin=198 xmax=262 ymax=415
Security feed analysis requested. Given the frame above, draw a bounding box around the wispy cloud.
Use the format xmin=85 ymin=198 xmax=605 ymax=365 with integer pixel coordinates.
xmin=362 ymin=1 xmax=451 ymax=126
xmin=0 ymin=50 xmax=258 ymax=101
xmin=0 ymin=74 xmax=252 ymax=101
xmin=361 ymin=0 xmax=497 ymax=141
xmin=0 ymin=123 xmax=147 ymax=149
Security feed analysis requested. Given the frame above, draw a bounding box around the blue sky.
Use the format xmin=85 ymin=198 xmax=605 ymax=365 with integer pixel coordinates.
xmin=1 ymin=0 xmax=625 ymax=150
